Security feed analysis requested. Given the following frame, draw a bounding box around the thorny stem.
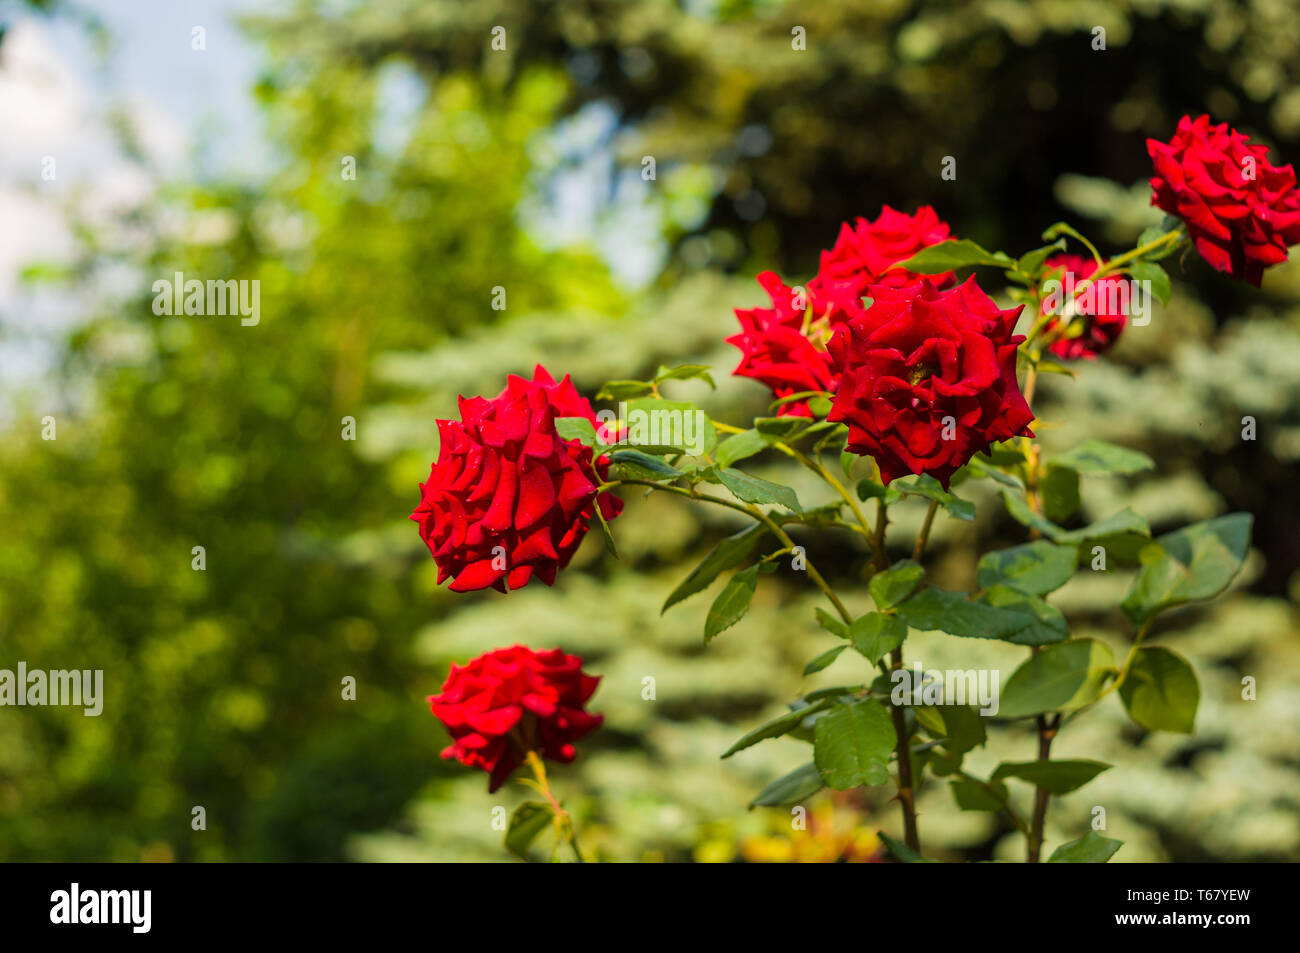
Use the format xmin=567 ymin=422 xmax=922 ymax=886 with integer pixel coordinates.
xmin=1026 ymin=712 xmax=1061 ymax=863
xmin=870 ymin=499 xmax=920 ymax=853
xmin=888 ymin=642 xmax=921 ymax=853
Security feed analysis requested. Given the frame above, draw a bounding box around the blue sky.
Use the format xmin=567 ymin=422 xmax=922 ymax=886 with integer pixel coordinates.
xmin=44 ymin=0 xmax=270 ymax=178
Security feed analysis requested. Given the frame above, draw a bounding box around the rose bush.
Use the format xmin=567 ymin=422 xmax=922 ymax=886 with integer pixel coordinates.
xmin=417 ymin=115 xmax=1285 ymax=862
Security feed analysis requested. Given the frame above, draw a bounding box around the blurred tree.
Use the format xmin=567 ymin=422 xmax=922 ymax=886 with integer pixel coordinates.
xmin=0 ymin=18 xmax=620 ymax=859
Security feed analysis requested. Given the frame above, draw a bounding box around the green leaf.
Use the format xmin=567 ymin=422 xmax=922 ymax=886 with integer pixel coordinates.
xmin=1047 ymin=831 xmax=1123 ymax=863
xmin=814 ymin=698 xmax=897 ymax=789
xmin=654 ymin=362 xmax=715 ymax=389
xmin=749 ymin=762 xmax=824 ymax=808
xmin=849 ymin=612 xmax=909 ymax=665
xmin=1119 ymin=646 xmax=1199 ymax=733
xmin=1053 ymin=508 xmax=1150 ymax=544
xmin=912 ymin=705 xmax=946 ymax=736
xmin=1012 ymin=239 xmax=1068 ymax=286
xmin=997 ymin=639 xmax=1116 ymax=719
xmin=1041 ymin=221 xmax=1103 ymax=264
xmin=504 ymin=801 xmax=554 ymax=859
xmin=1052 ymin=438 xmax=1155 ymax=475
xmin=754 ymin=415 xmax=810 ymax=439
xmin=893 ymin=239 xmax=1014 ymax=274
xmin=1137 ymin=224 xmax=1181 ymax=261
xmin=1000 ymin=488 xmax=1062 ymax=539
xmin=594 ymin=505 xmax=618 ymax=559
xmin=802 ymin=684 xmax=866 ymax=704
xmin=965 ymin=455 xmax=1024 ymax=489
xmin=1130 ymin=261 xmax=1172 ymax=306
xmin=922 ymin=705 xmax=987 ymax=779
xmin=714 ymin=429 xmax=768 ymax=468
xmin=977 ymin=540 xmax=1078 ymax=595
xmin=1037 ymin=358 xmax=1076 ymax=378
xmin=807 ymin=395 xmax=832 ymax=417
xmin=596 ymin=379 xmax=654 ymax=400
xmin=554 ymin=416 xmax=599 ymax=447
xmin=803 ymin=644 xmax=849 ymax=675
xmin=893 ymin=474 xmax=975 ymax=521
xmin=878 ymin=831 xmax=936 ymax=862
xmin=950 ymin=777 xmax=1009 ymax=812
xmin=1122 ymin=514 xmax=1252 ymax=624
xmin=895 ymin=587 xmax=1036 ymax=639
xmin=704 ymin=565 xmax=759 ymax=642
xmin=662 ymin=523 xmax=766 ymax=612
xmin=1040 ymin=466 xmax=1080 ymax=522
xmin=869 ymin=559 xmax=925 ymax=609
xmin=808 ymin=420 xmax=848 ymax=451
xmin=769 ymin=391 xmax=826 ymax=411
xmin=1002 ymin=492 xmax=1152 ymax=547
xmin=723 ymin=700 xmax=833 ymax=759
xmin=814 ymin=607 xmax=848 ymax=639
xmin=992 ymin=759 xmax=1112 ymax=794
xmin=979 ymin=586 xmax=1069 ymax=646
xmin=856 ymin=475 xmax=900 ymax=504
xmin=718 ymin=467 xmax=802 ymax=514
xmin=608 ymin=449 xmax=683 ymax=481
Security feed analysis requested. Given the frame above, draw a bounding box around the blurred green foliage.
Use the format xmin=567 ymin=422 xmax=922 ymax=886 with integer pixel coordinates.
xmin=1 ymin=0 xmax=1297 ymax=861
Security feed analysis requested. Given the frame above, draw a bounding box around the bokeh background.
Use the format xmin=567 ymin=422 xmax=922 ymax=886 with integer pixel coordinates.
xmin=1 ymin=0 xmax=1298 ymax=862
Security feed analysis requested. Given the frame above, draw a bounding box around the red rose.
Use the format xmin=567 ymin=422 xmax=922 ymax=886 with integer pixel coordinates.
xmin=727 ymin=271 xmax=861 ymax=416
xmin=1039 ymin=254 xmax=1128 ymax=360
xmin=808 ymin=205 xmax=956 ymax=302
xmin=729 ymin=209 xmax=955 ymax=417
xmin=1147 ymin=114 xmax=1300 ymax=286
xmin=411 ymin=365 xmax=622 ymax=592
xmin=828 ymin=277 xmax=1034 ymax=488
xmin=429 ymin=645 xmax=603 ymax=792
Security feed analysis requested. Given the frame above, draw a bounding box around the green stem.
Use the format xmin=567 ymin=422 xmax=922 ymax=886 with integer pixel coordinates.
xmin=524 ymin=750 xmax=584 ymax=863
xmin=1026 ymin=711 xmax=1061 ymax=863
xmin=913 ymin=500 xmax=939 ymax=562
